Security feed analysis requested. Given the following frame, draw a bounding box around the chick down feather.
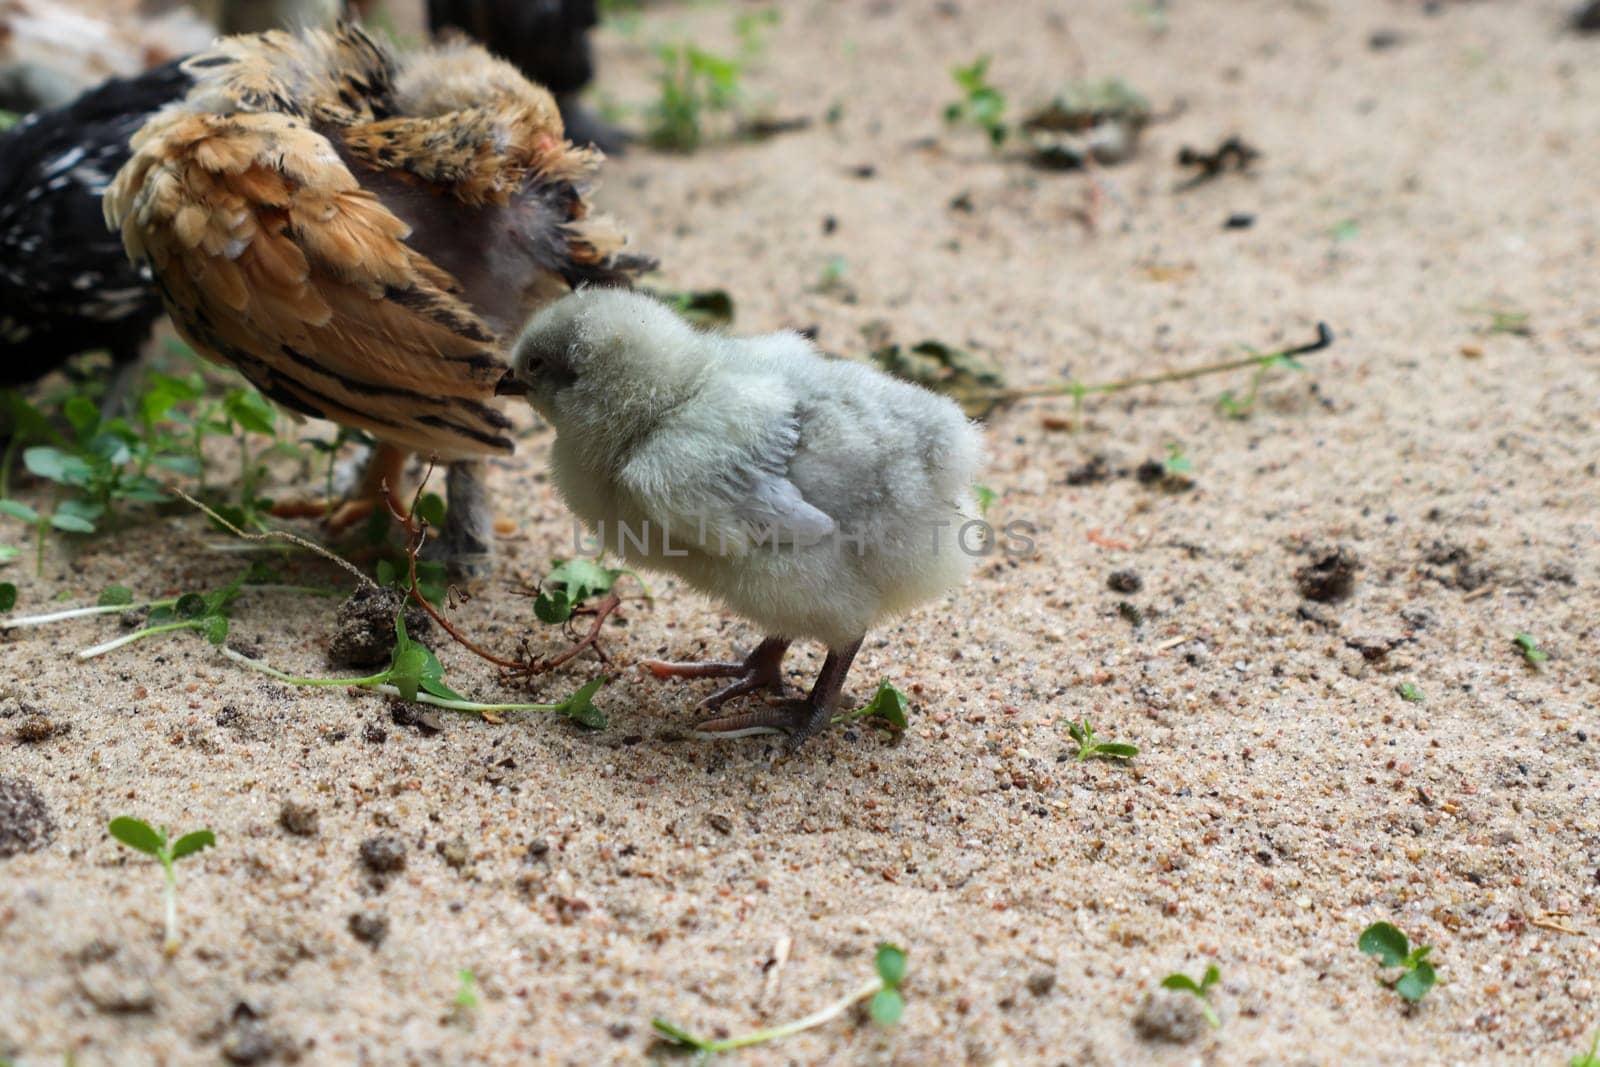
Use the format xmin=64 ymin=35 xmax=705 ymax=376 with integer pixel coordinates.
xmin=511 ymin=289 xmax=985 ymax=649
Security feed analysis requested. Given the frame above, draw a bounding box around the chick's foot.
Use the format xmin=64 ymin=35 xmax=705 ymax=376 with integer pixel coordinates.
xmin=642 ymin=636 xmax=792 ymax=710
xmin=694 ymin=638 xmax=861 ymax=747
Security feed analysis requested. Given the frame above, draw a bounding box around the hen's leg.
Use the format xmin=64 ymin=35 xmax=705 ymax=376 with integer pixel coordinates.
xmin=98 ymin=344 xmax=143 ymax=421
xmin=274 ymin=443 xmax=409 ymax=530
xmin=438 ymin=459 xmax=494 ymax=578
xmin=694 ymin=637 xmax=862 ymax=746
xmin=641 ymin=636 xmax=791 ymax=710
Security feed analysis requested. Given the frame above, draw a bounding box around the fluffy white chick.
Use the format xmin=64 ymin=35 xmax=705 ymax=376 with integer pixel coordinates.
xmin=505 ymin=288 xmax=984 ymax=744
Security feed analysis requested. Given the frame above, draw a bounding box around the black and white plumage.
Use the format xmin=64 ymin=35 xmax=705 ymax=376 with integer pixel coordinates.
xmin=0 ymin=60 xmax=191 ymax=394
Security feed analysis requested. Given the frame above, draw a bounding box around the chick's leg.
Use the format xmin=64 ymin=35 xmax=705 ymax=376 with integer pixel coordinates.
xmin=439 ymin=459 xmax=494 ymax=579
xmin=695 ymin=637 xmax=863 ymax=747
xmin=642 ymin=636 xmax=792 ymax=710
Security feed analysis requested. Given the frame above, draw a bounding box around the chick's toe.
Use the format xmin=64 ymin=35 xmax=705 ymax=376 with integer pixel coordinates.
xmin=641 ymin=636 xmax=792 ymax=711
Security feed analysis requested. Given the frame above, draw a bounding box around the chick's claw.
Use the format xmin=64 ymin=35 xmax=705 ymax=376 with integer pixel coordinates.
xmin=641 ymin=636 xmax=792 ymax=711
xmin=692 ymin=638 xmax=861 ymax=747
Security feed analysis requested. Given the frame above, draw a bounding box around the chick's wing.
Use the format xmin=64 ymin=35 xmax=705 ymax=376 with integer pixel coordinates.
xmin=106 ymin=109 xmax=513 ymax=459
xmin=616 ymin=389 xmax=835 ymax=556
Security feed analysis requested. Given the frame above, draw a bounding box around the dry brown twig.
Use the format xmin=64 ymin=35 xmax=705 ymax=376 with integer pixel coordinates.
xmin=383 ymin=463 xmax=625 ymax=681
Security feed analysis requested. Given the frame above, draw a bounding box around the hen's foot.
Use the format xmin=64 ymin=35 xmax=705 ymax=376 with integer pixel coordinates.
xmin=270 ymin=443 xmax=409 ymax=533
xmin=641 ymin=635 xmax=791 ymax=711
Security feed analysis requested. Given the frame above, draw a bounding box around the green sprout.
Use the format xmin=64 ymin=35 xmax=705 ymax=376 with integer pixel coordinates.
xmin=1463 ymin=305 xmax=1532 ymax=337
xmin=534 ymin=558 xmax=639 ymax=625
xmin=1065 ymin=718 xmax=1139 ymax=762
xmin=1396 ymin=682 xmax=1424 ymax=703
xmin=450 ymin=968 xmax=481 ymax=1026
xmin=653 ymin=942 xmax=908 ymax=1060
xmin=1512 ymin=632 xmax=1549 ymax=668
xmin=1160 ymin=964 xmax=1221 ymax=1029
xmin=219 ymin=618 xmax=609 ymax=728
xmin=1217 ymin=342 xmax=1310 ymax=420
xmin=1161 ymin=443 xmax=1193 ymax=476
xmin=108 ymin=817 xmax=215 ymax=956
xmin=1571 ymin=1028 xmax=1600 ymax=1067
xmin=1358 ymin=921 xmax=1437 ymax=1003
xmin=944 ymin=55 xmax=1008 ymax=146
xmin=833 ymin=680 xmax=910 ymax=732
xmin=972 ymin=485 xmax=997 ymax=515
xmin=647 ymin=42 xmax=744 ymax=153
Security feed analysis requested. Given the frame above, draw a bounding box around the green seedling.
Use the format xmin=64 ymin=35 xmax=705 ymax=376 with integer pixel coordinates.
xmin=944 ymin=55 xmax=1009 ymax=146
xmin=0 ymin=581 xmax=14 ymax=612
xmin=534 ymin=558 xmax=639 ymax=625
xmin=1161 ymin=442 xmax=1192 ymax=476
xmin=1358 ymin=921 xmax=1437 ymax=1003
xmin=376 ymin=555 xmax=448 ymax=610
xmin=648 ymin=42 xmax=744 ymax=152
xmin=1512 ymin=632 xmax=1549 ymax=668
xmin=450 ymin=967 xmax=481 ymax=1026
xmin=979 ymin=325 xmax=1334 ymax=422
xmin=1331 ymin=218 xmax=1360 ymax=242
xmin=68 ymin=565 xmax=329 ymax=659
xmin=1463 ymin=305 xmax=1532 ymax=337
xmin=648 ymin=288 xmax=736 ymax=329
xmin=653 ymin=942 xmax=908 ymax=1060
xmin=220 ymin=621 xmax=609 ymax=728
xmin=1160 ymin=964 xmax=1221 ymax=1028
xmin=834 ymin=680 xmax=910 ymax=732
xmin=108 ymin=817 xmax=215 ymax=956
xmin=1217 ymin=341 xmax=1311 ymax=420
xmin=1065 ymin=718 xmax=1139 ymax=762
xmin=734 ymin=7 xmax=780 ymax=57
xmin=973 ymin=485 xmax=997 ymax=515
xmin=1572 ymin=1028 xmax=1600 ymax=1067
xmin=1396 ymin=682 xmax=1424 ymax=703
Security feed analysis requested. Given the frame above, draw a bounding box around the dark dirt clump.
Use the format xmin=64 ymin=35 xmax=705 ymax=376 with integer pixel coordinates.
xmin=359 ymin=836 xmax=407 ymax=876
xmin=1108 ymin=569 xmax=1143 ymax=593
xmin=0 ymin=774 xmax=55 ymax=858
xmin=1132 ymin=991 xmax=1206 ymax=1043
xmin=328 ymin=586 xmax=431 ymax=669
xmin=1296 ymin=546 xmax=1360 ymax=603
xmin=277 ymin=799 xmax=319 ymax=837
xmin=348 ymin=911 xmax=389 ymax=947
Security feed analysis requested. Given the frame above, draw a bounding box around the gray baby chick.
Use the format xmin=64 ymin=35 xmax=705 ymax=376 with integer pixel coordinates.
xmin=504 ymin=289 xmax=983 ymax=744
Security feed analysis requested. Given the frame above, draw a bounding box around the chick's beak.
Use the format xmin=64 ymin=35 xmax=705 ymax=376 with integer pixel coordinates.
xmin=495 ymin=371 xmax=527 ymax=397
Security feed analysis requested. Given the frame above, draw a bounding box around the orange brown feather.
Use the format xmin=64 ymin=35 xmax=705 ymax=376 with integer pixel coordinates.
xmin=104 ymin=23 xmax=646 ymax=461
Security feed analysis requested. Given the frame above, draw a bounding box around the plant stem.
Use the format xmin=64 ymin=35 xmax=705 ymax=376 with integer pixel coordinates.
xmin=5 ymin=585 xmax=331 ymax=630
xmin=79 ymin=620 xmax=204 ymax=659
xmin=673 ymin=977 xmax=885 ymax=1054
xmin=218 ymin=646 xmax=579 ymax=713
xmin=978 ymin=323 xmax=1333 ymax=401
xmin=161 ymin=857 xmax=179 ymax=956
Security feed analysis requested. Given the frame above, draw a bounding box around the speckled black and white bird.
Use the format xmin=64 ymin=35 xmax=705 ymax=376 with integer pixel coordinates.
xmin=0 ymin=60 xmax=190 ymax=401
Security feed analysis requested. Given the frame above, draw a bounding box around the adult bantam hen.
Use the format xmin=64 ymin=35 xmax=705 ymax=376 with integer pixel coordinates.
xmin=105 ymin=23 xmax=646 ymax=570
xmin=506 ymin=289 xmax=984 ymax=746
xmin=1 ymin=60 xmax=191 ymax=405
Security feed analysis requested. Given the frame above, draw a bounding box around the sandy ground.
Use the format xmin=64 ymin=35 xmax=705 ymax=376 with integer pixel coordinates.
xmin=4 ymin=0 xmax=1600 ymax=1063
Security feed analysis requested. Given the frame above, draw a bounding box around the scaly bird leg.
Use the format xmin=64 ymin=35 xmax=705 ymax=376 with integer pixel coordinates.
xmin=694 ymin=637 xmax=863 ymax=747
xmin=271 ymin=442 xmax=409 ymax=531
xmin=641 ymin=636 xmax=792 ymax=711
xmin=438 ymin=459 xmax=494 ymax=579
